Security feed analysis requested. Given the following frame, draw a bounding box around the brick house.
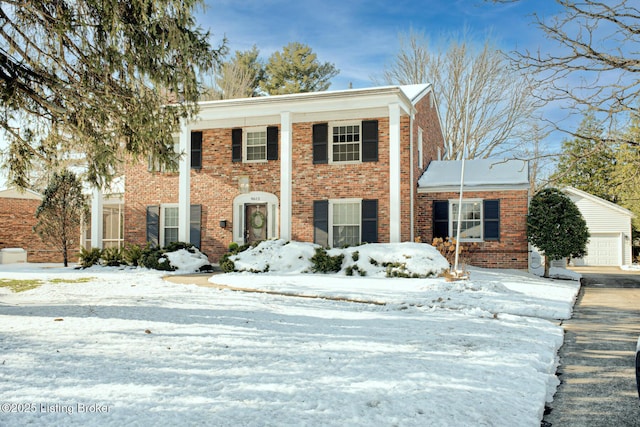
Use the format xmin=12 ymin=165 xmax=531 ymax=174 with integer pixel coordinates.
xmin=415 ymin=159 xmax=530 ymax=269
xmin=0 ymin=187 xmax=64 ymax=262
xmin=104 ymin=84 xmax=530 ymax=269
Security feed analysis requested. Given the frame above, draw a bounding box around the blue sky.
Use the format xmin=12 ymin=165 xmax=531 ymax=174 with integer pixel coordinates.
xmin=197 ymin=0 xmax=562 ymax=90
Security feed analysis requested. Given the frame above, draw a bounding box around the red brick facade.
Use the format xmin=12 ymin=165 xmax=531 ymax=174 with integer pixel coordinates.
xmin=0 ymin=196 xmax=74 ymax=263
xmin=415 ymin=190 xmax=530 ymax=269
xmin=123 ymin=87 xmax=530 ymax=269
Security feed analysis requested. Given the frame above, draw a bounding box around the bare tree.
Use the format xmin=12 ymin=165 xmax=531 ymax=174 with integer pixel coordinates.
xmin=490 ymin=0 xmax=640 ymax=146
xmin=379 ymin=30 xmax=542 ymax=160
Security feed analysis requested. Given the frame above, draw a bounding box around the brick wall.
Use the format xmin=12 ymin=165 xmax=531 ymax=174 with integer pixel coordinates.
xmin=415 ymin=189 xmax=530 ymax=269
xmin=411 ymin=93 xmax=446 ymax=241
xmin=0 ymin=197 xmax=73 ymax=263
xmin=124 ymin=95 xmax=447 ymax=263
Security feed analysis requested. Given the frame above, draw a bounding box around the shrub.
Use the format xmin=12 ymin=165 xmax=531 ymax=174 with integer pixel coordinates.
xmin=165 ymin=241 xmax=195 ymax=252
xmin=139 ymin=246 xmax=175 ymax=271
xmin=219 ymin=242 xmax=254 ymax=273
xmin=310 ymin=248 xmax=344 ymax=273
xmin=79 ymin=247 xmax=102 ymax=269
xmin=123 ymin=243 xmax=144 ymax=266
xmin=101 ymin=246 xmax=125 ymax=267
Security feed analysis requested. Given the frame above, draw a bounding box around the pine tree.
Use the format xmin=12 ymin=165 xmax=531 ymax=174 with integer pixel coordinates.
xmin=527 ymin=188 xmax=590 ymax=277
xmin=1 ymin=0 xmax=225 ymax=188
xmin=34 ymin=170 xmax=88 ymax=267
xmin=552 ymin=111 xmax=618 ymax=202
xmin=613 ymin=117 xmax=640 ymax=240
xmin=260 ymin=42 xmax=339 ymax=95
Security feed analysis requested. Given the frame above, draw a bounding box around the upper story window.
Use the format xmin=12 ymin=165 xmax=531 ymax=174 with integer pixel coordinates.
xmin=232 ymin=126 xmax=279 ymax=163
xmin=331 ymin=123 xmax=360 ymax=162
xmin=313 ymin=120 xmax=378 ymax=164
xmin=246 ymin=128 xmax=267 ymax=162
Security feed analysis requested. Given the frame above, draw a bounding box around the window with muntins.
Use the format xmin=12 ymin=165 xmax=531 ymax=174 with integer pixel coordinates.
xmin=331 ymin=124 xmax=360 ymax=162
xmin=246 ymin=129 xmax=267 ymax=161
xmin=162 ymin=206 xmax=179 ymax=247
xmin=450 ymin=200 xmax=482 ymax=241
xmin=331 ymin=201 xmax=361 ymax=247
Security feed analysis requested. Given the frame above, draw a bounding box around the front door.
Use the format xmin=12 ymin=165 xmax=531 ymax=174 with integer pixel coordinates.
xmin=245 ymin=203 xmax=267 ymax=244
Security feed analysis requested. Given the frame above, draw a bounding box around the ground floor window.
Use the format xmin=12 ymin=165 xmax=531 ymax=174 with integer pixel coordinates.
xmin=331 ymin=200 xmax=361 ymax=247
xmin=162 ymin=205 xmax=179 ymax=247
xmin=314 ymin=198 xmax=378 ymax=247
xmin=433 ymin=199 xmax=500 ymax=242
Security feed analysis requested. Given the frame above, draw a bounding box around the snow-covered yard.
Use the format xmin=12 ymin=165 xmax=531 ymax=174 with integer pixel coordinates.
xmin=0 ymin=241 xmax=580 ymax=426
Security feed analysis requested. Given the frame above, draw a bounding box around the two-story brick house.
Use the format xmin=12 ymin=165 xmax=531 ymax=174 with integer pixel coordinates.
xmin=114 ymin=83 xmax=531 ymax=269
xmin=122 ymin=84 xmax=444 ymax=262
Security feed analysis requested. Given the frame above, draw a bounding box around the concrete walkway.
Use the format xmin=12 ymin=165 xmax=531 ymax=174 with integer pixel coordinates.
xmin=543 ymin=267 xmax=640 ymax=426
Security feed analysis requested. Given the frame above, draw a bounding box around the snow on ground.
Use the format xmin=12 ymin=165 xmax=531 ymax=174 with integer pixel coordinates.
xmin=0 ymin=242 xmax=580 ymax=427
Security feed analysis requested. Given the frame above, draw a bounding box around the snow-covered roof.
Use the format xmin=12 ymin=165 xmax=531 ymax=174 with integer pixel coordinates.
xmin=418 ymin=159 xmax=530 ymax=193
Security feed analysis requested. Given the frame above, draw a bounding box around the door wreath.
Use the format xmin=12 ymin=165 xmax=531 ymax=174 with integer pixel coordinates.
xmin=250 ymin=210 xmax=266 ymax=229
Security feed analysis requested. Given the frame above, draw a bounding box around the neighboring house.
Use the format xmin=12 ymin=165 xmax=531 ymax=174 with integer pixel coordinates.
xmin=0 ymin=187 xmax=62 ymax=262
xmin=564 ymin=186 xmax=634 ymax=266
xmin=415 ymin=159 xmax=530 ymax=269
xmin=122 ymin=84 xmax=446 ymax=262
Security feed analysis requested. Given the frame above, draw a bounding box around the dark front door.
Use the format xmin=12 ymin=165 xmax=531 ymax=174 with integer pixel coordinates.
xmin=245 ymin=203 xmax=267 ymax=244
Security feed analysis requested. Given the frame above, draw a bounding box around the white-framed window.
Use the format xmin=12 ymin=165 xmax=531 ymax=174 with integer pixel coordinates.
xmin=161 ymin=204 xmax=179 ymax=247
xmin=330 ymin=122 xmax=361 ymax=163
xmin=245 ymin=127 xmax=267 ymax=162
xmin=103 ymin=205 xmax=124 ymax=249
xmin=330 ymin=199 xmax=361 ymax=247
xmin=449 ymin=199 xmax=483 ymax=241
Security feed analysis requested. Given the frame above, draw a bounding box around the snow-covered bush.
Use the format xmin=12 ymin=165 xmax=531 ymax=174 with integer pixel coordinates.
xmin=226 ymin=239 xmax=449 ymax=278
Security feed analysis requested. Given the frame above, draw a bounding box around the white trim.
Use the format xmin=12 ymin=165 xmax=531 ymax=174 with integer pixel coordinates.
xmin=160 ymin=203 xmax=179 ymax=247
xmin=280 ymin=111 xmax=292 ymax=240
xmin=328 ymin=120 xmax=362 ymax=164
xmin=449 ymin=199 xmax=484 ymax=242
xmin=418 ymin=184 xmax=530 ymax=193
xmin=0 ymin=187 xmax=42 ymax=199
xmin=178 ymin=122 xmax=190 ymax=243
xmin=329 ymin=198 xmax=362 ymax=247
xmin=232 ymin=192 xmax=279 ymax=245
xmin=243 ymin=126 xmax=268 ymax=163
xmin=563 ymin=186 xmax=635 ymax=218
xmin=90 ymin=187 xmax=103 ymax=249
xmin=388 ymin=103 xmax=401 ymax=242
xmin=417 ymin=127 xmax=424 ymax=170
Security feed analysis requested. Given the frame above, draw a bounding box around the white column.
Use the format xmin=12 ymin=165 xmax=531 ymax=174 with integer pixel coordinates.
xmin=90 ymin=187 xmax=103 ymax=249
xmin=389 ymin=103 xmax=401 ymax=242
xmin=178 ymin=123 xmax=191 ymax=243
xmin=280 ymin=111 xmax=292 ymax=240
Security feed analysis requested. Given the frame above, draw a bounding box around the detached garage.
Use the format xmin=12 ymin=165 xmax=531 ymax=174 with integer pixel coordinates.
xmin=564 ymin=187 xmax=634 ymax=267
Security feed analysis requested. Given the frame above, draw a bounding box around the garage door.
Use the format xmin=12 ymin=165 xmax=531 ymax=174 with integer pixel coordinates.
xmin=581 ymin=233 xmax=620 ymax=266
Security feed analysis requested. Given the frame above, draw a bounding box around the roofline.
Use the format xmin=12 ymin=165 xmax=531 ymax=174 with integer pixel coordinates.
xmin=196 ymin=85 xmax=418 ymax=110
xmin=0 ymin=187 xmax=42 ymax=199
xmin=418 ymin=184 xmax=530 ymax=194
xmin=563 ymin=186 xmax=635 ymax=217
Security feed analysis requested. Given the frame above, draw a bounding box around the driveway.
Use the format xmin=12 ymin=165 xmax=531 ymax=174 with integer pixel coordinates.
xmin=543 ymin=267 xmax=640 ymax=426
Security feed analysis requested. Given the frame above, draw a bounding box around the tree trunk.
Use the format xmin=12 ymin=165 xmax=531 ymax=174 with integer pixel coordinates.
xmin=544 ymin=255 xmax=550 ymax=278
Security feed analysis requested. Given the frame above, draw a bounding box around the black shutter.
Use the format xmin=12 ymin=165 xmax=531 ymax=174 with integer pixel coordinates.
xmin=433 ymin=201 xmax=449 ymax=239
xmin=361 ymin=199 xmax=378 ymax=243
xmin=267 ymin=126 xmax=278 ymax=160
xmin=146 ymin=205 xmax=160 ymax=247
xmin=191 ymin=131 xmax=202 ymax=169
xmin=362 ymin=120 xmax=378 ymax=162
xmin=484 ymin=200 xmax=500 ymax=241
xmin=313 ymin=200 xmax=329 ymax=247
xmin=232 ymin=128 xmax=242 ymax=162
xmin=313 ymin=123 xmax=328 ymax=164
xmin=190 ymin=204 xmax=202 ymax=249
